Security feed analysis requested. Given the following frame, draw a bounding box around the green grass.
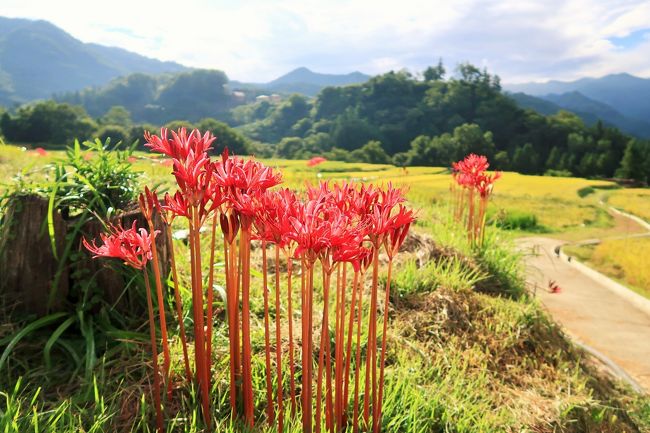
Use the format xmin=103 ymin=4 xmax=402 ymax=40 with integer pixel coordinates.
xmin=1 ymin=143 xmax=649 ymax=432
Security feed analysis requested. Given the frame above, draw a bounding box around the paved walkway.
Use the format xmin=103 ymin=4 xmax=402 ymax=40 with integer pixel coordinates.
xmin=519 ymin=236 xmax=650 ymax=392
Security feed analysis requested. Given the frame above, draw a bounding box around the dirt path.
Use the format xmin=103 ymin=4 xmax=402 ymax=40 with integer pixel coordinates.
xmin=519 ymin=208 xmax=650 ymax=392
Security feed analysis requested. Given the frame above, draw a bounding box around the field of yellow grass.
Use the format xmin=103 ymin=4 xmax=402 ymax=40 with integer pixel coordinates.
xmin=607 ymin=188 xmax=650 ymax=222
xmin=565 ymin=237 xmax=650 ymax=298
xmin=0 ymin=144 xmax=628 ymax=237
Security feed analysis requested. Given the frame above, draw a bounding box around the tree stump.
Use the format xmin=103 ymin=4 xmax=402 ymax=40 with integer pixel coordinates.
xmin=0 ymin=194 xmax=69 ymax=316
xmin=0 ymin=194 xmax=171 ymax=317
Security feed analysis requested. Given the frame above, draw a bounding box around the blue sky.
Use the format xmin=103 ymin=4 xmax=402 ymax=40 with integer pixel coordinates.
xmin=2 ymin=0 xmax=650 ymax=83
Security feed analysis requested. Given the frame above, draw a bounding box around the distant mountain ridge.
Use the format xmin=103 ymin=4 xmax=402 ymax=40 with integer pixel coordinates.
xmin=505 ymin=73 xmax=650 ymax=123
xmin=0 ymin=16 xmax=186 ymax=105
xmin=232 ymin=67 xmax=371 ymax=96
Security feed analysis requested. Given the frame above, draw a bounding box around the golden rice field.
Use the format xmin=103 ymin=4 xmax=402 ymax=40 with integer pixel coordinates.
xmin=0 ymin=143 xmax=636 ymax=239
xmin=607 ymin=188 xmax=650 ymax=222
xmin=565 ymin=237 xmax=650 ymax=297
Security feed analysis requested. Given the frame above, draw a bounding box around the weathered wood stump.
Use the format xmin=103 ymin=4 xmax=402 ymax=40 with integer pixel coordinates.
xmin=0 ymin=194 xmax=171 ymax=317
xmin=0 ymin=194 xmax=69 ymax=316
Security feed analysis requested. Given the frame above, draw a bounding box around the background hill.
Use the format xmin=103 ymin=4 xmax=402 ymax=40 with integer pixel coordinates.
xmin=508 ymin=90 xmax=650 ymax=137
xmin=0 ymin=16 xmax=186 ymax=106
xmin=232 ymin=67 xmax=370 ymax=96
xmin=505 ymin=73 xmax=650 ymax=127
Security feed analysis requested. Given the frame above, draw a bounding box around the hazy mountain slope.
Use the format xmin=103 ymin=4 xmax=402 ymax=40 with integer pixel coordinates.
xmin=0 ymin=16 xmax=186 ymax=105
xmin=505 ymin=73 xmax=650 ymax=122
xmin=233 ymin=67 xmax=371 ymax=96
xmin=507 ymin=89 xmax=650 ymax=137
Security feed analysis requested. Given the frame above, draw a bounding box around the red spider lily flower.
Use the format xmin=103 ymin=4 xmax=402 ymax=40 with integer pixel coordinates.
xmin=214 ymin=150 xmax=282 ymax=193
xmin=82 ymin=221 xmax=157 ymax=270
xmin=162 ymin=191 xmax=190 ymax=220
xmin=34 ymin=147 xmax=48 ymax=156
xmin=220 ymin=212 xmax=241 ymax=244
xmin=172 ymin=150 xmax=212 ymax=202
xmin=253 ymin=189 xmax=298 ymax=247
xmin=128 ymin=156 xmax=137 ymax=163
xmin=139 ymin=186 xmax=159 ymax=220
xmin=307 ymin=157 xmax=327 ymax=167
xmin=475 ymin=171 xmax=502 ymax=198
xmin=382 ymin=205 xmax=416 ymax=258
xmin=144 ymin=128 xmax=215 ymax=162
xmin=286 ymin=198 xmax=332 ymax=262
xmin=452 ymin=154 xmax=490 ymax=187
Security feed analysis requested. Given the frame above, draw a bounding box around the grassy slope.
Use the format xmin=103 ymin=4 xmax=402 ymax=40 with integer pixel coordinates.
xmin=0 ymin=145 xmax=649 ymax=431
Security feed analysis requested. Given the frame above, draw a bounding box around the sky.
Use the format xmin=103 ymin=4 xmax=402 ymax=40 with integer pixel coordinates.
xmin=1 ymin=0 xmax=650 ymax=83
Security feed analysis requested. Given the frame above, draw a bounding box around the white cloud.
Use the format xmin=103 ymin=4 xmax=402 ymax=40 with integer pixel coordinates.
xmin=1 ymin=0 xmax=649 ymax=83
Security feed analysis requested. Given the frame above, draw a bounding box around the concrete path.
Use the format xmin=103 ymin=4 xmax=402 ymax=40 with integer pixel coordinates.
xmin=519 ymin=236 xmax=650 ymax=392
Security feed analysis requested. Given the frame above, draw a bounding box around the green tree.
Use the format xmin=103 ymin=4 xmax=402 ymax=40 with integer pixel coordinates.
xmin=349 ymin=140 xmax=391 ymax=164
xmin=100 ymin=106 xmax=132 ymax=127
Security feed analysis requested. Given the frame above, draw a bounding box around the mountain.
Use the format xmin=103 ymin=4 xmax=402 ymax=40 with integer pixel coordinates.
xmin=0 ymin=16 xmax=186 ymax=106
xmin=232 ymin=67 xmax=371 ymax=96
xmin=505 ymin=73 xmax=650 ymax=122
xmin=507 ymin=89 xmax=650 ymax=137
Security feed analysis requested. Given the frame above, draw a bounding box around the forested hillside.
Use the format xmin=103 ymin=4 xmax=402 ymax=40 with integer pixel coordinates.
xmin=232 ymin=63 xmax=650 ymax=182
xmin=1 ymin=62 xmax=649 ymax=183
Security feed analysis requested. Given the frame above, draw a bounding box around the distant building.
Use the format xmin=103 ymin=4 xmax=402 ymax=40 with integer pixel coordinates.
xmin=232 ymin=91 xmax=246 ymax=101
xmin=270 ymin=94 xmax=282 ymax=103
xmin=256 ymin=95 xmax=270 ymax=102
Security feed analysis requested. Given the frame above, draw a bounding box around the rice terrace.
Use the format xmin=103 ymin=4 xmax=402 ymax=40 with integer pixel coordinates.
xmin=1 ymin=2 xmax=650 ymax=432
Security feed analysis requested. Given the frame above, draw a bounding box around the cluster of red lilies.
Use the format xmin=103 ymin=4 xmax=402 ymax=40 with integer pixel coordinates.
xmin=83 ymin=128 xmax=415 ymax=433
xmin=451 ymin=154 xmax=501 ymax=248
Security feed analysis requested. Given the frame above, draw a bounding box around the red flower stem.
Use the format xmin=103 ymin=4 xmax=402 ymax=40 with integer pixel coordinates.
xmin=145 ymin=217 xmax=171 ymax=398
xmin=274 ymin=244 xmax=284 ymax=432
xmin=352 ymin=269 xmax=366 ymax=433
xmin=223 ymin=237 xmax=237 ymax=415
xmin=240 ymin=226 xmax=254 ymax=426
xmin=262 ymin=241 xmax=275 ymax=424
xmin=333 ymin=265 xmax=342 ymax=430
xmin=301 ymin=258 xmax=313 ymax=433
xmin=205 ymin=214 xmax=218 ymax=386
xmin=315 ymin=262 xmax=332 ymax=433
xmin=166 ymin=228 xmax=192 ymax=383
xmin=143 ymin=266 xmax=164 ymax=433
xmin=343 ymin=271 xmax=359 ymax=415
xmin=373 ymin=258 xmax=393 ymax=433
xmin=335 ymin=263 xmax=347 ymax=430
xmin=467 ymin=189 xmax=475 ymax=245
xmin=285 ymin=251 xmax=297 ymax=416
xmin=189 ymin=206 xmax=209 ymax=428
xmin=363 ymin=246 xmax=380 ymax=426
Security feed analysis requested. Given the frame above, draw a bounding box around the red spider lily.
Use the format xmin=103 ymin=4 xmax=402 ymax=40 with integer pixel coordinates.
xmin=452 ymin=153 xmax=489 ymax=181
xmin=128 ymin=156 xmax=137 ymax=163
xmin=451 ymin=154 xmax=501 ymax=248
xmin=475 ymin=171 xmax=502 ymax=198
xmin=82 ymin=221 xmax=155 ymax=270
xmin=34 ymin=147 xmax=48 ymax=156
xmin=144 ymin=127 xmax=215 ymax=162
xmin=139 ymin=186 xmax=159 ymax=220
xmin=382 ymin=205 xmax=416 ymax=258
xmin=162 ymin=191 xmax=189 ymax=220
xmin=307 ymin=156 xmax=327 ymax=167
xmin=83 ymin=222 xmax=164 ymax=433
xmin=214 ymin=149 xmax=283 ymax=197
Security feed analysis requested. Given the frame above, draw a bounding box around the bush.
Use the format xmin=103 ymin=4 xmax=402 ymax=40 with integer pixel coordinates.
xmin=494 ymin=209 xmax=540 ymax=231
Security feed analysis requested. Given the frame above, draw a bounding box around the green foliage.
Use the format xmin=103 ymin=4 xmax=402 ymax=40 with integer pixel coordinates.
xmin=494 ymin=209 xmax=541 ymax=231
xmin=617 ymin=139 xmax=650 ymax=183
xmin=0 ymin=101 xmax=97 ymax=145
xmin=50 ymin=138 xmax=139 ymax=216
